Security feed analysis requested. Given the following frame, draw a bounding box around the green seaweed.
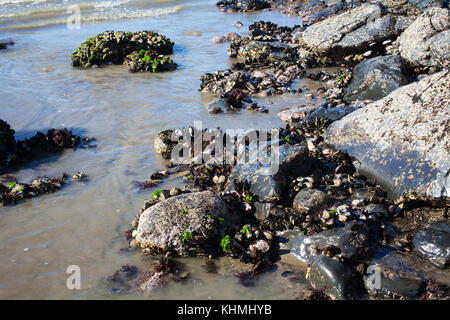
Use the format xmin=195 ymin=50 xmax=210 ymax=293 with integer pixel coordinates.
xmin=220 ymin=235 xmax=231 ymax=253
xmin=181 ymin=231 xmax=193 ymax=244
xmin=240 ymin=225 xmax=250 ymax=237
xmin=151 ymin=189 xmax=162 ymax=199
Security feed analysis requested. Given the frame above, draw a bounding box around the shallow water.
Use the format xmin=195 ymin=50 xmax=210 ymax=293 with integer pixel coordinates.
xmin=0 ymin=0 xmax=319 ymax=299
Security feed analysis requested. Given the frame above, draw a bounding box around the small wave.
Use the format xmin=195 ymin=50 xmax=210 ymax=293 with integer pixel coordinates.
xmin=0 ymin=5 xmax=185 ymax=30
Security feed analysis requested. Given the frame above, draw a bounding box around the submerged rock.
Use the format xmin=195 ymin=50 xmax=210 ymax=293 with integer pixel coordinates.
xmin=310 ymin=255 xmax=363 ymax=300
xmin=398 ymin=7 xmax=449 ymax=71
xmin=325 ymin=70 xmax=450 ymax=199
xmin=135 ymin=191 xmax=229 ymax=253
xmin=413 ymin=221 xmax=450 ymax=269
xmin=343 ymin=55 xmax=409 ymax=102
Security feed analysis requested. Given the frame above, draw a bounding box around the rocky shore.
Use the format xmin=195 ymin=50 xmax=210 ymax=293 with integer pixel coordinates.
xmin=112 ymin=0 xmax=450 ymax=299
xmin=1 ymin=0 xmax=447 ymax=300
xmin=0 ymin=119 xmax=91 ymax=205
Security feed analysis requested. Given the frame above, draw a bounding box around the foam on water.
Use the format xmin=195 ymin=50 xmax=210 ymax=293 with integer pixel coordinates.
xmin=0 ymin=0 xmax=185 ymax=30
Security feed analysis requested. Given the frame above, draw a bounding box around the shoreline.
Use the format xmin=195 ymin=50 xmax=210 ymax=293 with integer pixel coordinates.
xmin=0 ymin=0 xmax=448 ymax=300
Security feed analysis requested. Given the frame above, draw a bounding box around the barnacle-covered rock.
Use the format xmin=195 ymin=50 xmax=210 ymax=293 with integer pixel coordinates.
xmin=71 ymin=31 xmax=175 ymax=71
xmin=216 ymin=0 xmax=270 ymax=12
xmin=124 ymin=49 xmax=177 ymax=73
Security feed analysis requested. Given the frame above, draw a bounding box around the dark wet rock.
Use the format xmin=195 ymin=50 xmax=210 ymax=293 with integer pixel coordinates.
xmin=135 ymin=191 xmax=229 ymax=253
xmin=343 ymin=55 xmax=409 ymax=103
xmin=216 ymin=0 xmax=270 ymax=12
xmin=281 ymin=221 xmax=379 ymax=264
xmin=0 ymin=41 xmax=14 ymax=50
xmin=364 ymin=250 xmax=424 ymax=298
xmin=71 ymin=31 xmax=176 ymax=72
xmin=325 ymin=70 xmax=450 ymax=199
xmin=398 ymin=7 xmax=449 ymax=72
xmin=413 ymin=221 xmax=450 ymax=268
xmin=300 ymin=3 xmax=399 ymax=64
xmin=0 ymin=120 xmax=84 ymax=171
xmin=226 ymin=144 xmax=309 ymax=203
xmin=293 ymin=188 xmax=327 ymax=214
xmin=124 ymin=50 xmax=176 ymax=73
xmin=309 ymin=255 xmax=363 ymax=300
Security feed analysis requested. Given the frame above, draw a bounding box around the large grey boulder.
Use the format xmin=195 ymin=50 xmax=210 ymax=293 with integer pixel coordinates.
xmin=399 ymin=7 xmax=449 ymax=71
xmin=226 ymin=143 xmax=310 ymax=203
xmin=135 ymin=191 xmax=229 ymax=251
xmin=301 ymin=4 xmax=398 ymax=59
xmin=325 ymin=70 xmax=450 ymax=199
xmin=413 ymin=221 xmax=450 ymax=268
xmin=344 ymin=55 xmax=409 ymax=102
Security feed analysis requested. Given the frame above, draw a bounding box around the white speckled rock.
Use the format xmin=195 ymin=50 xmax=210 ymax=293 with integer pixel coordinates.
xmin=325 ymin=70 xmax=449 ymax=198
xmin=399 ymin=7 xmax=450 ymax=70
xmin=136 ymin=191 xmax=229 ymax=251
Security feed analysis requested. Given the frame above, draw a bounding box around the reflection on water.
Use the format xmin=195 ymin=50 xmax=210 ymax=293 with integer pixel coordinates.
xmin=0 ymin=0 xmax=317 ymax=299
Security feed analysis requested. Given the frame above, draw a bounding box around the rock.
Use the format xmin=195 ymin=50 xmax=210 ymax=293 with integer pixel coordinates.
xmin=364 ymin=250 xmax=424 ymax=298
xmin=135 ymin=191 xmax=229 ymax=252
xmin=304 ymin=102 xmax=366 ymax=123
xmin=281 ymin=221 xmax=378 ymax=264
xmin=71 ymin=31 xmax=176 ymax=72
xmin=407 ymin=0 xmax=444 ymax=12
xmin=310 ymin=255 xmax=363 ymax=300
xmin=216 ymin=0 xmax=270 ymax=12
xmin=254 ymin=202 xmax=275 ymax=221
xmin=0 ymin=119 xmax=17 ymax=169
xmin=206 ymin=99 xmax=233 ymax=114
xmin=124 ymin=50 xmax=176 ymax=73
xmin=277 ymin=105 xmax=320 ymax=122
xmin=325 ymin=70 xmax=450 ymax=199
xmin=399 ymin=7 xmax=449 ymax=71
xmin=343 ymin=55 xmax=409 ymax=103
xmin=293 ymin=188 xmax=327 ymax=214
xmin=211 ymin=32 xmax=241 ymax=43
xmin=0 ymin=41 xmax=14 ymax=50
xmin=301 ymin=4 xmax=398 ymax=62
xmin=413 ymin=221 xmax=450 ymax=268
xmin=226 ymin=144 xmax=310 ymax=203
